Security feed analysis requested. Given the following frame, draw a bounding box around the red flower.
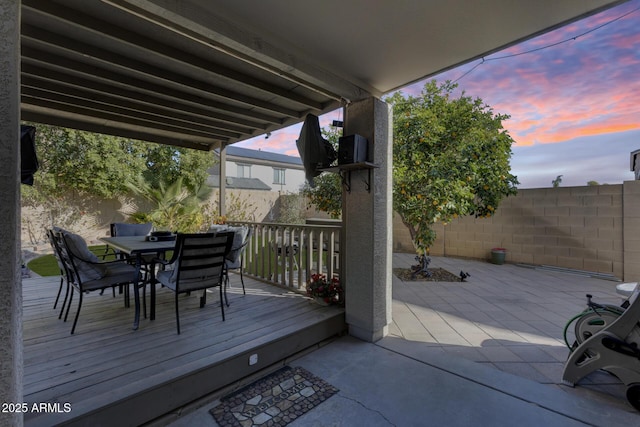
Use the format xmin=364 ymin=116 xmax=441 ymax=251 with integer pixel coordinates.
xmin=306 ymin=274 xmax=343 ymax=305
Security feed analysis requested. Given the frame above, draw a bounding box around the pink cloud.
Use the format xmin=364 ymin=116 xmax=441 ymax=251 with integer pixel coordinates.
xmin=446 ymin=3 xmax=640 ymax=148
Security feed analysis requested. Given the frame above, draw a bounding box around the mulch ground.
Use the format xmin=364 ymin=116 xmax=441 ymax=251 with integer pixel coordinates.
xmin=393 ymin=267 xmax=463 ymax=282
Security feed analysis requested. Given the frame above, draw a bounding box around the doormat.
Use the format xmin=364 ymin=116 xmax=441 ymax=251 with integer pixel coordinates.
xmin=210 ymin=366 xmax=339 ymax=427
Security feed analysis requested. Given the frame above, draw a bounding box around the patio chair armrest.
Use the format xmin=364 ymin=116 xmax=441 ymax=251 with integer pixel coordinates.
xmin=84 ymin=258 xmax=132 ymax=267
xmin=68 ymin=250 xmax=130 ymax=267
xmin=101 ymin=259 xmax=132 ymax=265
xmin=235 ymin=239 xmax=250 ymax=252
xmin=100 ymin=245 xmax=118 ymax=260
xmin=151 ymin=257 xmax=173 ymax=270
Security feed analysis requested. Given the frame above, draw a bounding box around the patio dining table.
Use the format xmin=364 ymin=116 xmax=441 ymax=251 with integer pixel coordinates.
xmin=99 ymin=235 xmax=176 ymax=330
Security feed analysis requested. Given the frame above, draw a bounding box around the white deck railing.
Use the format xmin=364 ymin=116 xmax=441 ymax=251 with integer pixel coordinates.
xmin=229 ymin=221 xmax=341 ymax=291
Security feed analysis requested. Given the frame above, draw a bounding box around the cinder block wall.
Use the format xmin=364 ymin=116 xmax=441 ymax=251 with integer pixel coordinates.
xmin=394 ymin=181 xmax=640 ymax=281
xmin=21 ymin=189 xmax=283 ymax=249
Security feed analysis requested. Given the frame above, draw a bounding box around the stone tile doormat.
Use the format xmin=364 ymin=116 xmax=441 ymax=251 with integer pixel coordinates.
xmin=210 ymin=366 xmax=339 ymax=427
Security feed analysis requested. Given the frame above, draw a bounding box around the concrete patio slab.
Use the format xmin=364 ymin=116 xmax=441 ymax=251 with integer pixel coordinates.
xmin=160 ymin=254 xmax=640 ymax=425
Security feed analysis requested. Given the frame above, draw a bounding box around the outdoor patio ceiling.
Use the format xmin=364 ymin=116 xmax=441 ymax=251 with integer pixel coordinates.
xmin=20 ymin=0 xmax=626 ymax=151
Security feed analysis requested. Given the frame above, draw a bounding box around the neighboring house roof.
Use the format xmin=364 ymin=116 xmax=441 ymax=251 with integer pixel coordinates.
xmin=217 ymin=146 xmax=303 ymax=168
xmin=206 ymin=174 xmax=271 ymax=191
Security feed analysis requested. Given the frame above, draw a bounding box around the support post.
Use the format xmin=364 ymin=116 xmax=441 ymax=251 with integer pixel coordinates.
xmin=0 ymin=1 xmax=24 ymax=426
xmin=219 ymin=144 xmax=227 ymax=217
xmin=342 ymin=97 xmax=393 ymax=342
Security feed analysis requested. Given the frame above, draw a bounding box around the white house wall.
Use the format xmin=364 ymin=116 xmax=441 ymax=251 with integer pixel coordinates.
xmin=227 ymin=160 xmax=307 ymax=193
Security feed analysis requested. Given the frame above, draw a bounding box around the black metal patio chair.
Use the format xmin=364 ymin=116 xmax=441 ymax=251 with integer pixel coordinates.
xmin=103 ymin=222 xmax=153 ymax=260
xmin=101 ymin=222 xmax=153 ymax=300
xmin=53 ymin=229 xmax=140 ymax=334
xmin=46 ymin=228 xmax=70 ymax=318
xmin=151 ymin=232 xmax=234 ymax=334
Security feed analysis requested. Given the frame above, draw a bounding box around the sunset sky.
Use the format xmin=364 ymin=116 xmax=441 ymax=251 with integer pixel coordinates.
xmin=237 ymin=0 xmax=640 ymax=188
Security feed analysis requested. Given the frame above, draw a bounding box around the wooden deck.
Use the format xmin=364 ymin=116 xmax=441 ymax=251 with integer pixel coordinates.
xmin=22 ymin=273 xmax=346 ymax=426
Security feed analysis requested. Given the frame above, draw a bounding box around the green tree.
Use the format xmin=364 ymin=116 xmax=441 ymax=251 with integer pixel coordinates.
xmin=21 ymin=124 xmax=148 ymax=203
xmin=19 ymin=125 xmax=151 ymax=241
xmin=552 ymin=175 xmax=563 ymax=187
xmin=126 ymin=177 xmax=211 ymax=232
xmin=21 ymin=123 xmax=215 ymax=202
xmin=142 ymin=144 xmax=213 ymax=193
xmin=301 ymin=125 xmax=343 ymax=219
xmin=389 ymin=80 xmax=518 ymax=254
xmin=199 ymin=192 xmax=259 ymax=226
xmin=20 ymin=123 xmax=216 ymax=240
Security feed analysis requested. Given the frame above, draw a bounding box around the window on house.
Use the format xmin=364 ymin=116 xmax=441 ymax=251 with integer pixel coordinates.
xmin=273 ymin=168 xmax=286 ymax=185
xmin=237 ymin=164 xmax=251 ymax=178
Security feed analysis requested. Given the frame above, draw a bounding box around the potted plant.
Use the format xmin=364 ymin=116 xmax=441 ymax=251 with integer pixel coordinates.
xmin=490 ymin=247 xmax=506 ymax=265
xmin=306 ymin=273 xmax=343 ymax=305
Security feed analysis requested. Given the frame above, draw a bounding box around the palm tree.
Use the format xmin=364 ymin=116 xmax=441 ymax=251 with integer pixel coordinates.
xmin=126 ymin=177 xmax=211 ymax=232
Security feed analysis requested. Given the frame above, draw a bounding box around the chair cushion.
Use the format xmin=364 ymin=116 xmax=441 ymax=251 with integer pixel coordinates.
xmin=224 ymin=226 xmax=248 ymax=263
xmin=225 ymin=258 xmax=241 ymax=270
xmin=63 ymin=231 xmax=107 ymax=281
xmin=156 ymin=269 xmax=223 ymax=292
xmin=113 ymin=222 xmax=153 ymax=237
xmin=208 ymin=225 xmax=246 ymax=263
xmin=83 ymin=262 xmax=139 ymax=291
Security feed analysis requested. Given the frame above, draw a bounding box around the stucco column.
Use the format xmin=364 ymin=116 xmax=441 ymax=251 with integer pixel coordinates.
xmin=342 ymin=97 xmax=392 ymax=342
xmin=0 ymin=1 xmax=24 ymax=426
xmin=219 ymin=144 xmax=227 ymax=216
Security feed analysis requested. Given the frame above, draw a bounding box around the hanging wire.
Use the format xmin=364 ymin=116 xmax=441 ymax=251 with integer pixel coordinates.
xmin=452 ymin=5 xmax=640 ymax=83
xmin=452 ymin=58 xmax=485 ymax=83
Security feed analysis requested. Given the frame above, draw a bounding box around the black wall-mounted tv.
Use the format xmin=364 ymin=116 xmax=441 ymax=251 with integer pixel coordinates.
xmin=295 ymin=114 xmax=336 ymax=187
xmin=20 ymin=125 xmax=39 ymax=186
